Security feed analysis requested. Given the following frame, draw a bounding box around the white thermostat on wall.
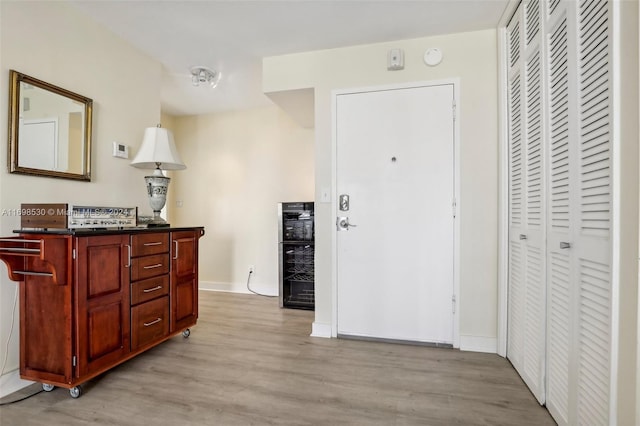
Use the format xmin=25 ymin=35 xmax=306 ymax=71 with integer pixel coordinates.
xmin=424 ymin=48 xmax=443 ymax=66
xmin=112 ymin=141 xmax=129 ymax=159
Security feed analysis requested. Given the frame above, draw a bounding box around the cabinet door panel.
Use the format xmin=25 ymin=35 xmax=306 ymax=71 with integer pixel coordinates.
xmin=75 ymin=235 xmax=130 ymax=377
xmin=175 ymin=279 xmax=196 ymax=322
xmin=173 ymin=238 xmax=196 ymax=279
xmin=21 ymin=268 xmax=73 ymax=384
xmin=170 ymin=231 xmax=199 ymax=332
xmin=87 ymin=244 xmax=124 ymax=298
xmin=88 ymin=300 xmax=125 ymax=360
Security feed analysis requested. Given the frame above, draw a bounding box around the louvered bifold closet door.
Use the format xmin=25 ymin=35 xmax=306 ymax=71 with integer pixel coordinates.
xmin=544 ymin=2 xmax=575 ymax=424
xmin=507 ymin=9 xmax=525 ymax=383
xmin=573 ymin=0 xmax=613 ymax=423
xmin=542 ymin=0 xmax=613 ymax=424
xmin=506 ymin=0 xmax=546 ymax=405
xmin=507 ymin=0 xmax=614 ymax=424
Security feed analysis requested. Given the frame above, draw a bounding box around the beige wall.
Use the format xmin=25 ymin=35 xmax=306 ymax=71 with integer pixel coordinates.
xmin=618 ymin=0 xmax=640 ymax=424
xmin=0 ymin=1 xmax=161 ymax=396
xmin=168 ymin=106 xmax=314 ymax=294
xmin=264 ymin=29 xmax=500 ymax=349
xmin=637 ymin=1 xmax=640 ymax=422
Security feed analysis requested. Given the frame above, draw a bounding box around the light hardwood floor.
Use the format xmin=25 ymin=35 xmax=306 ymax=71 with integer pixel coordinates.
xmin=0 ymin=291 xmax=554 ymax=425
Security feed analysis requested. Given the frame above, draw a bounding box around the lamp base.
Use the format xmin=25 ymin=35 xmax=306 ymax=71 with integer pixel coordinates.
xmin=143 ymin=173 xmax=171 ymax=227
xmin=147 ymin=222 xmax=170 ymax=228
xmin=146 ymin=210 xmax=170 ymax=227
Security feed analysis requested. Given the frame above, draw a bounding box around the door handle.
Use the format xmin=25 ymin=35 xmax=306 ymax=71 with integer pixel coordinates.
xmin=519 ymin=234 xmax=527 ymax=240
xmin=560 ymin=242 xmax=571 ymax=249
xmin=337 ymin=216 xmax=357 ymax=231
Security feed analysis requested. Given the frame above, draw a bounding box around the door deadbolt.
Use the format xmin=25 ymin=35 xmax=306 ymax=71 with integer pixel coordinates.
xmin=339 ymin=194 xmax=350 ymax=211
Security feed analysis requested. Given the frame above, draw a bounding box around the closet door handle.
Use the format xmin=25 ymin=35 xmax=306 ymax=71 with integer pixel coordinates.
xmin=519 ymin=234 xmax=527 ymax=240
xmin=560 ymin=242 xmax=571 ymax=249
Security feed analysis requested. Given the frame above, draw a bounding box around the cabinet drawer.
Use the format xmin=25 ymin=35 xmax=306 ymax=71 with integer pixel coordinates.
xmin=131 ymin=253 xmax=169 ymax=281
xmin=131 ymin=296 xmax=169 ymax=351
xmin=131 ymin=275 xmax=169 ymax=306
xmin=131 ymin=233 xmax=169 ymax=257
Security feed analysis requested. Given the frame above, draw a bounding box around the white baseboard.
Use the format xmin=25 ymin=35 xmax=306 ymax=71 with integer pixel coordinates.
xmin=310 ymin=322 xmax=331 ymax=338
xmin=198 ymin=281 xmax=278 ymax=297
xmin=459 ymin=335 xmax=497 ymax=353
xmin=199 ymin=280 xmax=236 ymax=292
xmin=0 ymin=370 xmax=33 ymax=398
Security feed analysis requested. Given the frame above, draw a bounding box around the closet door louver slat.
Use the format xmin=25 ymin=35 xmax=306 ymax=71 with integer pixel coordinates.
xmin=510 ymin=73 xmax=524 ymax=229
xmin=548 ymin=18 xmax=570 ymax=231
xmin=526 ymin=0 xmax=541 ymax=46
xmin=526 ymin=51 xmax=543 ymax=229
xmin=547 ymin=250 xmax=571 ymax=424
xmin=577 ymin=259 xmax=610 ymax=425
xmin=508 ymin=240 xmax=525 ymax=364
xmin=549 ymin=0 xmax=562 ymax=17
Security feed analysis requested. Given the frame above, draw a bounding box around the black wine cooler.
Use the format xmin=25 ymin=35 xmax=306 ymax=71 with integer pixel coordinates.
xmin=278 ymin=202 xmax=314 ymax=310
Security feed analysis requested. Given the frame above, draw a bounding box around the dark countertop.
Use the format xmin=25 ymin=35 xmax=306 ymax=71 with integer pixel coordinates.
xmin=14 ymin=226 xmax=205 ymax=237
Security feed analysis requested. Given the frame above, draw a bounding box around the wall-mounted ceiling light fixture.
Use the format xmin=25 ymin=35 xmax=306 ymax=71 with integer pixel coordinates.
xmin=190 ymin=66 xmax=220 ymax=88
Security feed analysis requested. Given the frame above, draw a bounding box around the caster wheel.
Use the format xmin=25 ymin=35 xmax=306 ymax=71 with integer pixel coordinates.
xmin=42 ymin=383 xmax=55 ymax=392
xmin=182 ymin=328 xmax=191 ymax=338
xmin=69 ymin=386 xmax=82 ymax=399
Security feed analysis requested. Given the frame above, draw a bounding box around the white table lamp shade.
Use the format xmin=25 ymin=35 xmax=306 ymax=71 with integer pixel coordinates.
xmin=131 ymin=127 xmax=186 ymax=170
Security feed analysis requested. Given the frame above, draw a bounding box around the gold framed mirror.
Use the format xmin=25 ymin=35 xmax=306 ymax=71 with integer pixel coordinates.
xmin=8 ymin=70 xmax=92 ymax=181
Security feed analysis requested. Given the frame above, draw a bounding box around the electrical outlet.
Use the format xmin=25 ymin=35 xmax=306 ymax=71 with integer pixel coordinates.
xmin=249 ymin=265 xmax=255 ymax=273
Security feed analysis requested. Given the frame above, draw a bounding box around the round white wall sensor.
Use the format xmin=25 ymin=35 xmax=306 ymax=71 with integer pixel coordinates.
xmin=424 ymin=48 xmax=443 ymax=66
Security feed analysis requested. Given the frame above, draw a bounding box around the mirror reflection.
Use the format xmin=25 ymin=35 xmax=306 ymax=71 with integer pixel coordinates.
xmin=9 ymin=70 xmax=92 ymax=181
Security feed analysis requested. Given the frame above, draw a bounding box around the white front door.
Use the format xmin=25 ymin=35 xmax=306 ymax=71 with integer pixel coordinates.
xmin=336 ymin=83 xmax=456 ymax=344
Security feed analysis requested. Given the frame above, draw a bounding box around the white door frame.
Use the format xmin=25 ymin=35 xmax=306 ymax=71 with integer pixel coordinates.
xmin=330 ymin=78 xmax=461 ymax=348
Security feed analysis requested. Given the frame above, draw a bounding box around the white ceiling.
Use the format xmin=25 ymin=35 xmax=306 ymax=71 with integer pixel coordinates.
xmin=69 ymin=0 xmax=511 ymax=116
